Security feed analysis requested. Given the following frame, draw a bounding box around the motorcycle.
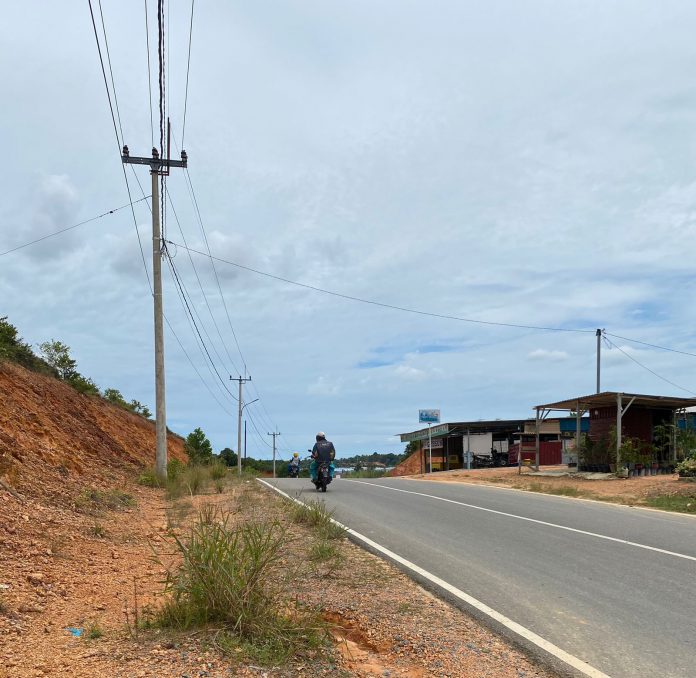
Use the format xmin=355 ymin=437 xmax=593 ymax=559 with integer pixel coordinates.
xmin=472 ymin=451 xmax=509 ymax=468
xmin=288 ymin=463 xmax=300 ymax=478
xmin=313 ymin=460 xmax=332 ymax=492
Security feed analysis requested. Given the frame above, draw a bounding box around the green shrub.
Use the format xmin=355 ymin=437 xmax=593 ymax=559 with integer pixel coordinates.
xmin=0 ymin=317 xmax=56 ymax=376
xmin=137 ymin=467 xmax=162 ymax=488
xmin=76 ymin=488 xmax=135 ymax=514
xmin=210 ymin=462 xmax=227 ymax=480
xmin=677 ymin=458 xmax=696 ymax=478
xmin=167 ymin=458 xmax=185 ymax=480
xmin=185 ymin=428 xmax=213 ymax=465
xmin=155 ymin=509 xmax=325 ymax=662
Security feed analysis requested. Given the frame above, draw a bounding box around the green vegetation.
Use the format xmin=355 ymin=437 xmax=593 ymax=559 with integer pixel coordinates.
xmin=343 ymin=468 xmax=386 ymax=479
xmin=89 ymin=523 xmax=107 ymax=538
xmin=336 ymin=451 xmax=404 ymax=467
xmin=644 ymin=494 xmax=696 ymax=514
xmin=87 ymin=621 xmax=104 ymax=639
xmin=0 ymin=316 xmax=153 ymax=416
xmin=154 ymin=507 xmax=326 ymax=665
xmin=0 ymin=316 xmax=56 ymax=376
xmin=677 ymin=458 xmax=696 ymax=478
xmin=287 ymin=499 xmax=346 ymax=541
xmin=76 ymin=488 xmax=135 ymax=514
xmin=219 ymin=447 xmax=238 ymax=467
xmin=185 ymin=427 xmax=214 ymax=465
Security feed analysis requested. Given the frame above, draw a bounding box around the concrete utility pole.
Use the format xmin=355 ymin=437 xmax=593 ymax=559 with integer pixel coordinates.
xmin=267 ymin=429 xmax=281 ymax=478
xmin=596 ymin=328 xmax=603 ymax=394
xmin=122 ymin=143 xmax=187 ymax=480
xmin=232 ymin=375 xmax=252 ymax=476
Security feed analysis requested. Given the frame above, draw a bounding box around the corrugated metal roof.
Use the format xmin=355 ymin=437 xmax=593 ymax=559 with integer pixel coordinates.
xmin=536 ymin=392 xmax=696 ymax=411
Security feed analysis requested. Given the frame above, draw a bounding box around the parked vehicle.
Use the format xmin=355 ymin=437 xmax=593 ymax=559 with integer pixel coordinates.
xmin=313 ymin=461 xmax=332 ymax=492
xmin=472 ymin=450 xmax=509 ymax=468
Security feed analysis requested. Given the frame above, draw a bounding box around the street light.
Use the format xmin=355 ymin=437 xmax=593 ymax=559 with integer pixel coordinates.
xmin=240 ymin=399 xmax=259 ymax=469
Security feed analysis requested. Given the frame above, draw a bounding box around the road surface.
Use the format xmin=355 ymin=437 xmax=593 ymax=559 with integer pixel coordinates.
xmin=268 ymin=476 xmax=696 ymax=678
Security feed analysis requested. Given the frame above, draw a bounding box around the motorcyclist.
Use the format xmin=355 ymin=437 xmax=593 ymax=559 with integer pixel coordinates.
xmin=310 ymin=432 xmax=336 ymax=483
xmin=288 ymin=452 xmax=301 ymax=476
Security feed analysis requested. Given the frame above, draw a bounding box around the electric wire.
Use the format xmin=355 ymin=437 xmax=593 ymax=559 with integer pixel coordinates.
xmin=166 ymin=252 xmax=238 ymax=400
xmin=0 ymin=196 xmax=150 ymax=257
xmin=604 ymin=337 xmax=696 ymax=396
xmin=144 ymin=0 xmax=155 ymax=148
xmin=164 ymin=240 xmax=598 ymax=334
xmin=87 ymin=0 xmax=152 ymax=291
xmin=181 ymin=0 xmax=195 ymax=148
xmin=182 ymin=167 xmax=249 ymax=370
xmin=97 ymin=0 xmax=125 ymax=145
xmin=605 ymin=333 xmax=696 ymax=360
xmin=166 ymin=255 xmax=237 ymax=409
xmin=166 ymin=187 xmax=242 ymax=377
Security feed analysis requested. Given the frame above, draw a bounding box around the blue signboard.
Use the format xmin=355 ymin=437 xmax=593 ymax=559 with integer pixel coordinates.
xmin=419 ymin=409 xmax=441 ymax=424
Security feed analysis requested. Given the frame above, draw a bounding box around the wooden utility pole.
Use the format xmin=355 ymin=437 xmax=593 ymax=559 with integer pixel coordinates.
xmin=122 ymin=143 xmax=187 ymax=480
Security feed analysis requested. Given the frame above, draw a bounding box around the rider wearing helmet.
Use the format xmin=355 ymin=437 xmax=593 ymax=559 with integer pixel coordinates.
xmin=310 ymin=432 xmax=336 ymax=482
xmin=288 ymin=451 xmax=301 ymax=476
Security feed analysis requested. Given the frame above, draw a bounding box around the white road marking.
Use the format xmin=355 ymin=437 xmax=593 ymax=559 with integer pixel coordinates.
xmin=258 ymin=478 xmax=611 ymax=678
xmin=349 ymin=480 xmax=696 ymax=563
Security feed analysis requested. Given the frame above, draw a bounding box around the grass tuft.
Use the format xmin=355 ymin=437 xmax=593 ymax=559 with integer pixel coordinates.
xmin=153 ymin=508 xmax=327 ymax=664
xmin=87 ymin=621 xmax=104 ymax=639
xmin=288 ymin=499 xmax=346 ymax=540
xmin=76 ymin=488 xmax=135 ymax=514
xmin=644 ymin=494 xmax=696 ymax=514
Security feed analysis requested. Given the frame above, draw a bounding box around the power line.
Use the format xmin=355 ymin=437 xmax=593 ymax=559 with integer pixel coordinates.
xmin=163 ymin=313 xmax=234 ymax=417
xmin=143 ymin=0 xmax=155 ymax=148
xmin=87 ymin=0 xmax=152 ymax=292
xmin=604 ymin=337 xmax=696 ymax=396
xmin=181 ymin=0 xmax=195 ymax=148
xmin=166 ymin=252 xmax=238 ymax=400
xmin=97 ymin=0 xmax=125 ymax=145
xmin=605 ymin=332 xmax=696 ymax=360
xmin=0 ymin=197 xmax=150 ymax=257
xmin=164 ymin=240 xmax=597 ymax=334
xmin=182 ymin=168 xmax=249 ymax=369
xmin=166 ymin=187 xmax=242 ymax=377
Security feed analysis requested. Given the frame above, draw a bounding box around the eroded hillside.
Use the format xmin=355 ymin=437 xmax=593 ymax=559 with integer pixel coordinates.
xmin=0 ymin=361 xmax=185 ymax=503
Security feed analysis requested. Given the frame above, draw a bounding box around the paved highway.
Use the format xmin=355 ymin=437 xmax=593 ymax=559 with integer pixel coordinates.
xmin=267 ymin=476 xmax=696 ymax=678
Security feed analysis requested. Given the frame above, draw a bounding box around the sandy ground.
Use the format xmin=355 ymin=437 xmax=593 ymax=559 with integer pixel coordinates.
xmin=0 ymin=474 xmax=555 ymax=677
xmin=408 ymin=466 xmax=696 ymax=504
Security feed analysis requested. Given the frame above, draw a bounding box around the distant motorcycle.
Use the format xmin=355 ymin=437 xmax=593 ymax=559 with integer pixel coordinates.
xmin=288 ymin=463 xmax=300 ymax=478
xmin=313 ymin=461 xmax=332 ymax=493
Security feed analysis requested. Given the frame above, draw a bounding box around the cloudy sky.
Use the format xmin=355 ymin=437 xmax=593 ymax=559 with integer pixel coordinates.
xmin=3 ymin=1 xmax=696 ymax=459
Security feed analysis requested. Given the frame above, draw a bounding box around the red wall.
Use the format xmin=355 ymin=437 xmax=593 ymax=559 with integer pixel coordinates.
xmin=509 ymin=441 xmax=562 ymax=465
xmin=589 ymin=406 xmax=653 ymax=443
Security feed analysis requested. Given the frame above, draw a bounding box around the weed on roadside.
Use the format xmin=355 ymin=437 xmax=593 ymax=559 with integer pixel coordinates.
xmin=288 ymin=499 xmax=346 ymax=540
xmin=153 ymin=508 xmax=328 ymax=664
xmin=215 ymin=479 xmax=225 ymax=494
xmin=210 ymin=462 xmax=227 ymax=480
xmin=76 ymin=488 xmax=135 ymax=514
xmin=643 ymin=494 xmax=696 ymax=514
xmin=0 ymin=595 xmax=8 ymax=615
xmin=87 ymin=621 xmax=104 ymax=639
xmin=165 ymin=501 xmax=193 ymax=531
xmin=89 ymin=522 xmax=107 ymax=538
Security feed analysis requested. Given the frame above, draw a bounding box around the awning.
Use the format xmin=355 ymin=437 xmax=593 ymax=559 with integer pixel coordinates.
xmin=535 ymin=392 xmax=696 ymax=412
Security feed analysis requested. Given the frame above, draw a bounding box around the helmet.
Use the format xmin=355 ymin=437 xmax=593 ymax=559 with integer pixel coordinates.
xmin=293 ymin=452 xmax=299 ymax=458
xmin=316 ymin=431 xmax=326 ymax=440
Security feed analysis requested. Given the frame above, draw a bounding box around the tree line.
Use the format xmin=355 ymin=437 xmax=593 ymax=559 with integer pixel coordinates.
xmin=0 ymin=316 xmax=151 ymax=418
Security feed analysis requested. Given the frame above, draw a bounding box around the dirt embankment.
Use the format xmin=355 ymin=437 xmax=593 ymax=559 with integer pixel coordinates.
xmin=0 ymin=361 xmax=185 ymax=503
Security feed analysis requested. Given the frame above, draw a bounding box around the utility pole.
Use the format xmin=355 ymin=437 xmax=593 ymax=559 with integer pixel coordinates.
xmin=244 ymin=419 xmax=247 ymax=467
xmin=121 ymin=141 xmax=187 ymax=480
xmin=231 ymin=375 xmax=252 ymax=476
xmin=267 ymin=429 xmax=281 ymax=478
xmin=596 ymin=328 xmax=603 ymax=394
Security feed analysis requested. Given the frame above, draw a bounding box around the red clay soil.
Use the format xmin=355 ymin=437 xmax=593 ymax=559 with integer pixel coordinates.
xmin=0 ymin=361 xmax=185 ymax=503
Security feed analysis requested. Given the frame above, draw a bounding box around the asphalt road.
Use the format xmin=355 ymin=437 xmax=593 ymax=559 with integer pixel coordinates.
xmin=269 ymin=476 xmax=696 ymax=678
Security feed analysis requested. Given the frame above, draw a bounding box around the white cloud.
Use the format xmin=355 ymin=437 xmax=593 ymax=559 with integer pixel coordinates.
xmin=527 ymin=349 xmax=570 ymax=362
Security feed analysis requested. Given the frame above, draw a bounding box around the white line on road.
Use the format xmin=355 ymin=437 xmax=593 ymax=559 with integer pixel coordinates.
xmin=349 ymin=480 xmax=696 ymax=563
xmin=258 ymin=478 xmax=611 ymax=678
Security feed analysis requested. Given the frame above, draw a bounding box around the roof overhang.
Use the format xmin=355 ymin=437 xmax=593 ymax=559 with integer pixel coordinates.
xmin=535 ymin=392 xmax=696 ymax=412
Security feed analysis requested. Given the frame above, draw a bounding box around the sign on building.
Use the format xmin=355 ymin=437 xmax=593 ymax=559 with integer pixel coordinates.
xmin=419 ymin=409 xmax=441 ymax=424
xmin=423 ymin=437 xmax=444 ymax=450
